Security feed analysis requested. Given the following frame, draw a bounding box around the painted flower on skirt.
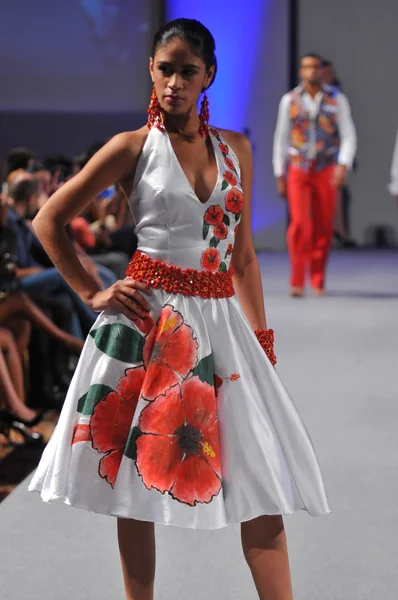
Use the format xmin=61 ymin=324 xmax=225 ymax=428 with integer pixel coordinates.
xmin=225 ymin=188 xmax=244 ymax=214
xmin=200 ymin=247 xmax=221 ymax=271
xmin=224 ymin=157 xmax=235 ymax=171
xmin=204 ymin=204 xmax=224 ymax=225
xmin=90 ymin=366 xmax=146 ymax=488
xmin=214 ymin=222 xmax=228 ymax=240
xmin=136 ymin=377 xmax=222 ymax=506
xmin=142 ymin=306 xmax=198 ymax=401
xmin=214 ymin=374 xmax=224 ymax=397
xmin=214 ymin=372 xmax=241 ymax=397
xmin=132 ymin=313 xmax=155 ymax=335
xmin=219 ymin=142 xmax=229 ymax=155
xmin=223 ymin=171 xmax=237 ymax=186
xmin=72 ymin=423 xmax=91 ymax=445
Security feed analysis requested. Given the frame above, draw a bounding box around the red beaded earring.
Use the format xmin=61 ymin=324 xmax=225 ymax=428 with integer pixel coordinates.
xmin=147 ymin=87 xmax=165 ymax=131
xmin=198 ymin=90 xmax=210 ymax=138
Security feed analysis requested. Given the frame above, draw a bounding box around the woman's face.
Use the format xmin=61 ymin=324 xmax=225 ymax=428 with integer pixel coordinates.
xmin=150 ymin=37 xmax=214 ymax=115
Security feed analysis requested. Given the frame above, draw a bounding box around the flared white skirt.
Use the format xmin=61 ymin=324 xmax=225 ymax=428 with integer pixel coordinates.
xmin=29 ymin=290 xmax=330 ymax=529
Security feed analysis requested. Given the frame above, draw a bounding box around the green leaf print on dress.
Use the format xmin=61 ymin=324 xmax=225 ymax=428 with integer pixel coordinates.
xmin=90 ymin=323 xmax=145 ymax=363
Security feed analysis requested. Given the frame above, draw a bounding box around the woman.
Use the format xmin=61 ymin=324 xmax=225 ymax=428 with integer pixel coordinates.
xmin=29 ymin=19 xmax=330 ymax=600
xmin=0 ymin=194 xmax=83 ymax=358
xmin=0 ymin=327 xmax=41 ymax=425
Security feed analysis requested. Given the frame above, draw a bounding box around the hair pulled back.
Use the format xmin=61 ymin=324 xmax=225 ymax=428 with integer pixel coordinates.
xmin=152 ymin=18 xmax=217 ymax=89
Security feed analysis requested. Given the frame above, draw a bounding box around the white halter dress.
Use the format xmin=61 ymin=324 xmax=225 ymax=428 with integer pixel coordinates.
xmin=29 ymin=126 xmax=330 ymax=529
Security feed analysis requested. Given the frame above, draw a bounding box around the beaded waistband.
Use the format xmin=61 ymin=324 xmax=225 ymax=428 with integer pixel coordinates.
xmin=125 ymin=251 xmax=235 ymax=299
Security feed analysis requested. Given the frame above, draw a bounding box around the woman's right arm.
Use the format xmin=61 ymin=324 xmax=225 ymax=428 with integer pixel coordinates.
xmin=33 ymin=131 xmax=152 ymax=319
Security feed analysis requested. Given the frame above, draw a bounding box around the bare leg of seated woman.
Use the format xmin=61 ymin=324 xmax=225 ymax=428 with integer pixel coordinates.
xmin=5 ymin=317 xmax=31 ymax=371
xmin=0 ymin=292 xmax=84 ymax=355
xmin=0 ymin=328 xmax=38 ymax=422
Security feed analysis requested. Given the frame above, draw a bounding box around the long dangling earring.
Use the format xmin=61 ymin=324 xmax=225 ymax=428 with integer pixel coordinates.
xmin=198 ymin=90 xmax=210 ymax=138
xmin=147 ymin=87 xmax=165 ymax=131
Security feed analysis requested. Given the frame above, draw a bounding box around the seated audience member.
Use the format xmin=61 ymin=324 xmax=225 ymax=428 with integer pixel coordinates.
xmin=6 ymin=147 xmax=37 ymax=175
xmin=1 ymin=189 xmax=84 ymax=406
xmin=26 ymin=161 xmax=53 ymax=210
xmin=6 ymin=175 xmax=97 ymax=337
xmin=0 ymin=327 xmax=44 ymax=427
xmin=70 ymin=204 xmax=130 ymax=280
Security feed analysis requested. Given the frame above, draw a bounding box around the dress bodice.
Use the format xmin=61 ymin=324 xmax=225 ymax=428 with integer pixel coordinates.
xmin=128 ymin=127 xmax=243 ymax=272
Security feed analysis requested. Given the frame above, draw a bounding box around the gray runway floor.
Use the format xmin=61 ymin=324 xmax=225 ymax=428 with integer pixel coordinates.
xmin=1 ymin=250 xmax=397 ymax=600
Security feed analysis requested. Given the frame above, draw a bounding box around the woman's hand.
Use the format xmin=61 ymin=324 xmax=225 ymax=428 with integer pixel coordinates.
xmin=90 ymin=278 xmax=153 ymax=320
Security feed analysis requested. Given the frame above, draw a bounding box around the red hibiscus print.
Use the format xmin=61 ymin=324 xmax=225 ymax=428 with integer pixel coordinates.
xmin=214 ymin=374 xmax=223 ymax=397
xmin=200 ymin=248 xmax=221 ymax=271
xmin=219 ymin=142 xmax=229 ymax=155
xmin=226 ymin=188 xmax=244 ymax=214
xmin=214 ymin=222 xmax=228 ymax=240
xmin=210 ymin=127 xmax=219 ymax=138
xmin=142 ymin=306 xmax=198 ymax=401
xmin=234 ymin=224 xmax=240 ymax=236
xmin=72 ymin=424 xmax=91 ymax=445
xmin=226 ymin=243 xmax=233 ymax=257
xmin=132 ymin=314 xmax=155 ymax=335
xmin=90 ymin=366 xmax=146 ymax=488
xmin=224 ymin=157 xmax=235 ymax=171
xmin=136 ymin=377 xmax=222 ymax=506
xmin=204 ymin=204 xmax=224 ymax=225
xmin=223 ymin=171 xmax=237 ymax=186
xmin=213 ymin=372 xmax=240 ymax=398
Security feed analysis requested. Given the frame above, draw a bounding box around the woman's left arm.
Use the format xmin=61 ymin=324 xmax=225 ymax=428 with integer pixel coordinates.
xmin=223 ymin=132 xmax=267 ymax=330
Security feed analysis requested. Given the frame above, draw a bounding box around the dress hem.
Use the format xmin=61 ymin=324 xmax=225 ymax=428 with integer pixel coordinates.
xmin=27 ymin=485 xmax=331 ymax=530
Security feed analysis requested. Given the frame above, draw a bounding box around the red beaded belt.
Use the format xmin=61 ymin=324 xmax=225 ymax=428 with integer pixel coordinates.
xmin=125 ymin=251 xmax=235 ymax=299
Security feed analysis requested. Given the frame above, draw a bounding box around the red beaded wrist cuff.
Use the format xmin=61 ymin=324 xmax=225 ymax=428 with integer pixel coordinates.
xmin=254 ymin=328 xmax=277 ymax=366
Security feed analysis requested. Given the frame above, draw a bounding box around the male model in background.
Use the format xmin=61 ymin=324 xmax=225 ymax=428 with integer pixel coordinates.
xmin=273 ymin=53 xmax=357 ymax=297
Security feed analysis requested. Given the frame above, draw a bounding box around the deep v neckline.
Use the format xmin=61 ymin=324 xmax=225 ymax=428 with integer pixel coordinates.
xmin=166 ymin=130 xmax=220 ymax=205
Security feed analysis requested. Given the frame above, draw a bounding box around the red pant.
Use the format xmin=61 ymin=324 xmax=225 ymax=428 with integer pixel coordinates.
xmin=286 ymin=163 xmax=336 ymax=289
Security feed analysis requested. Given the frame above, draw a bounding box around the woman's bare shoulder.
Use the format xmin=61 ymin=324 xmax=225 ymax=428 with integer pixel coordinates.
xmin=109 ymin=126 xmax=150 ymax=159
xmin=90 ymin=126 xmax=150 ymax=183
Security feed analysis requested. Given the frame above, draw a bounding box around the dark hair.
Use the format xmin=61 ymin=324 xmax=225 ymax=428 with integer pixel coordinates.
xmin=300 ymin=52 xmax=322 ymax=64
xmin=6 ymin=147 xmax=37 ymax=174
xmin=152 ymin=18 xmax=217 ymax=89
xmin=321 ymin=59 xmax=333 ymax=68
xmin=42 ymin=153 xmax=74 ymax=179
xmin=9 ymin=178 xmax=39 ymax=204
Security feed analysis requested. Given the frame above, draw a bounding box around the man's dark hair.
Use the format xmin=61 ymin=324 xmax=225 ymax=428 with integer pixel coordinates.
xmin=8 ymin=178 xmax=39 ymax=204
xmin=42 ymin=154 xmax=74 ymax=180
xmin=300 ymin=52 xmax=322 ymax=63
xmin=7 ymin=147 xmax=37 ymax=174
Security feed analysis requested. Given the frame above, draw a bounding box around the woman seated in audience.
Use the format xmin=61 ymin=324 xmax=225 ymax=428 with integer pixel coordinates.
xmin=0 ymin=327 xmax=42 ymax=426
xmin=0 ymin=292 xmax=83 ymax=356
